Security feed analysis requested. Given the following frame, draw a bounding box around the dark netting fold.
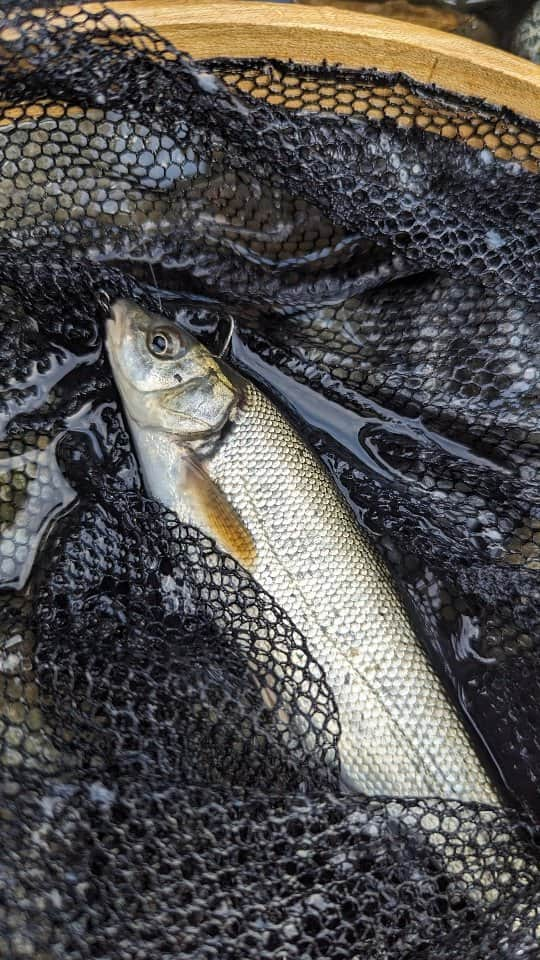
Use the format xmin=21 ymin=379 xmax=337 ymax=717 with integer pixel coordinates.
xmin=0 ymin=4 xmax=539 ymax=958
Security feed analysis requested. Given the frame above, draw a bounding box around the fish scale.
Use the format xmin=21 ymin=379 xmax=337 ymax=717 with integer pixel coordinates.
xmin=205 ymin=381 xmax=499 ymax=802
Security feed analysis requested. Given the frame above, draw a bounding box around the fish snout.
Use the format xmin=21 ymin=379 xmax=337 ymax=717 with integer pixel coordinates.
xmin=108 ymin=299 xmax=132 ymax=343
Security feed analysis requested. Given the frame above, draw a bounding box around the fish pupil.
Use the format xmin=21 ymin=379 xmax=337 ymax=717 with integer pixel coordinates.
xmin=152 ymin=334 xmax=167 ymax=354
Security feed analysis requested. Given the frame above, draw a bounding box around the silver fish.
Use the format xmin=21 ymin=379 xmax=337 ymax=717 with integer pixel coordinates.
xmin=106 ymin=299 xmax=499 ymax=805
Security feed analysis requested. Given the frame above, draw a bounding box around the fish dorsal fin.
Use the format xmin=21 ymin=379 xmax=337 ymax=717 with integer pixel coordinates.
xmin=182 ymin=453 xmax=257 ymax=570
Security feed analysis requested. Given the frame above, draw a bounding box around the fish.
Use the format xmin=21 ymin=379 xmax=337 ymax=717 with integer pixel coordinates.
xmin=105 ymin=298 xmax=500 ymax=805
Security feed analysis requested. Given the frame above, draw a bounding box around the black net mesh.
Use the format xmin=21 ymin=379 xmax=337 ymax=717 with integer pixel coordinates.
xmin=0 ymin=4 xmax=539 ymax=958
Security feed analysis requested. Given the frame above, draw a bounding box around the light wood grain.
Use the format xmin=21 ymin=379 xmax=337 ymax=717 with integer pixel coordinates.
xmin=108 ymin=1 xmax=540 ymax=121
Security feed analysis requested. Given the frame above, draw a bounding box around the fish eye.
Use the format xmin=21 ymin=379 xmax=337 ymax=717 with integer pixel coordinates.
xmin=147 ymin=326 xmax=185 ymax=360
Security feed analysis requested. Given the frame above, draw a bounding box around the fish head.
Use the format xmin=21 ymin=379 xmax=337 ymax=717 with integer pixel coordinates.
xmin=106 ymin=299 xmax=239 ymax=439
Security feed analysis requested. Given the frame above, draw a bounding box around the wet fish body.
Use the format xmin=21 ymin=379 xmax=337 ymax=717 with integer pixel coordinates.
xmin=106 ymin=300 xmax=499 ymax=805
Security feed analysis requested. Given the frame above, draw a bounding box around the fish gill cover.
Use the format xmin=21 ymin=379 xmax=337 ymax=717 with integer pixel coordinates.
xmin=0 ymin=3 xmax=539 ymax=958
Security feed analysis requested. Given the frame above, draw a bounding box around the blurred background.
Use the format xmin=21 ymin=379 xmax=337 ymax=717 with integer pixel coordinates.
xmin=244 ymin=0 xmax=540 ymax=62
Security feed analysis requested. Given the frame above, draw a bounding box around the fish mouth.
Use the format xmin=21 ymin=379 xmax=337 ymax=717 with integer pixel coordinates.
xmin=107 ymin=300 xmax=128 ymax=347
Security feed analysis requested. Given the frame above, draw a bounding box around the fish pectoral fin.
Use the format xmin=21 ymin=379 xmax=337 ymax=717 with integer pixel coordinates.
xmin=183 ymin=454 xmax=257 ymax=570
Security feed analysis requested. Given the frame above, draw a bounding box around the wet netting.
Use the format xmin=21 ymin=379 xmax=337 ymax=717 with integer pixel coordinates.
xmin=0 ymin=3 xmax=539 ymax=958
